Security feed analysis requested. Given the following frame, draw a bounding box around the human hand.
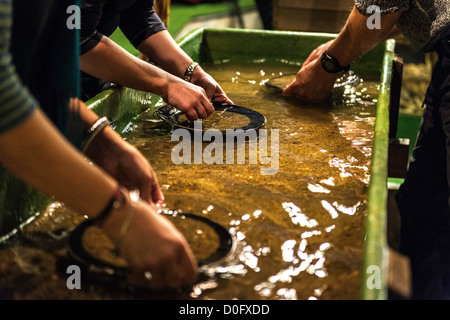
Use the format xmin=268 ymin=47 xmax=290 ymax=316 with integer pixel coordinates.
xmin=102 ymin=190 xmax=198 ymax=290
xmin=165 ymin=76 xmax=215 ymax=121
xmin=84 ymin=127 xmax=164 ymax=206
xmin=282 ymin=56 xmax=339 ymax=102
xmin=191 ymin=65 xmax=233 ymax=105
xmin=282 ymin=40 xmax=339 ymax=102
xmin=302 ymin=40 xmax=334 ymax=68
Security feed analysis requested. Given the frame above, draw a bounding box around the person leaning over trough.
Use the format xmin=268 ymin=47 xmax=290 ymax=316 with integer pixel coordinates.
xmin=80 ymin=0 xmax=233 ymax=121
xmin=283 ymin=0 xmax=450 ymax=300
xmin=0 ymin=0 xmax=197 ymax=290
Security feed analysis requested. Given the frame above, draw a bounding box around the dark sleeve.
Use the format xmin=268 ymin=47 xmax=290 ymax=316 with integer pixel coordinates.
xmin=80 ymin=0 xmax=106 ymax=54
xmin=0 ymin=0 xmax=37 ymax=133
xmin=354 ymin=0 xmax=410 ymax=16
xmin=119 ymin=0 xmax=167 ymax=48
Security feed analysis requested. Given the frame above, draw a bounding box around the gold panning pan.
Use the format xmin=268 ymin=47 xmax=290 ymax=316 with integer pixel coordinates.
xmin=155 ymin=102 xmax=266 ymax=134
xmin=67 ymin=209 xmax=235 ymax=285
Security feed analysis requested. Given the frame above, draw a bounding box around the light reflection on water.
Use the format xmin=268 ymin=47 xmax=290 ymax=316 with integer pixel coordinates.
xmin=0 ymin=63 xmax=378 ymax=300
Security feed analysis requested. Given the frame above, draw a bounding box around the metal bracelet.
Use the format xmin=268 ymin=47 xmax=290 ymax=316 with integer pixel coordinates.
xmin=183 ymin=62 xmax=199 ymax=82
xmin=82 ymin=117 xmax=110 ymax=153
xmin=114 ymin=189 xmax=140 ymax=252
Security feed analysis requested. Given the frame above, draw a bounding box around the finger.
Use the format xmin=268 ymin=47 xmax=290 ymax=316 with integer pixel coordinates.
xmin=150 ymin=268 xmax=168 ymax=290
xmin=151 ymin=178 xmax=165 ymax=205
xmin=162 ymin=258 xmax=186 ymax=289
xmin=223 ymin=96 xmax=234 ymax=104
xmin=194 ymin=103 xmax=208 ymax=119
xmin=212 ymin=88 xmax=234 ymax=105
xmin=282 ymin=79 xmax=299 ymax=97
xmin=177 ymin=243 xmax=198 ymax=286
xmin=137 ymin=177 xmax=151 ymax=203
xmin=203 ymin=85 xmax=216 ymax=101
xmin=202 ymin=99 xmax=215 ymax=116
xmin=185 ymin=108 xmax=199 ymax=121
xmin=212 ymin=94 xmax=233 ymax=105
xmin=303 ymin=47 xmax=322 ymax=67
xmin=303 ymin=45 xmax=326 ymax=67
xmin=303 ymin=53 xmax=317 ymax=67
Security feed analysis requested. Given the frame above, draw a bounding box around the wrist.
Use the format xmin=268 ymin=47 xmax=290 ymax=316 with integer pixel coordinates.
xmin=88 ymin=183 xmax=122 ymax=226
xmin=98 ymin=187 xmax=140 ymax=249
xmin=83 ymin=118 xmax=126 ymax=160
xmin=320 ymin=50 xmax=351 ymax=74
xmin=192 ymin=62 xmax=207 ymax=83
xmin=82 ymin=117 xmax=111 ymax=153
xmin=183 ymin=61 xmax=199 ymax=82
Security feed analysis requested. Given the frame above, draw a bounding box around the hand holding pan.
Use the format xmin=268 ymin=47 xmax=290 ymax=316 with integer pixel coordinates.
xmin=155 ymin=102 xmax=266 ymax=134
xmin=66 ymin=209 xmax=236 ymax=288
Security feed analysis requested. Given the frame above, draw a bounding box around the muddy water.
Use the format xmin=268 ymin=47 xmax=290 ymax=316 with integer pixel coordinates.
xmin=0 ymin=63 xmax=379 ymax=300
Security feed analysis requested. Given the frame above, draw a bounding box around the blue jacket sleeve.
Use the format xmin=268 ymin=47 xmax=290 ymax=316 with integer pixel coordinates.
xmin=119 ymin=0 xmax=167 ymax=48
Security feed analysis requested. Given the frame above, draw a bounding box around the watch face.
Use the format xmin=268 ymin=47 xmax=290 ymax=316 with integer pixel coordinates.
xmin=323 ymin=60 xmax=337 ymax=73
xmin=321 ymin=51 xmax=342 ymax=73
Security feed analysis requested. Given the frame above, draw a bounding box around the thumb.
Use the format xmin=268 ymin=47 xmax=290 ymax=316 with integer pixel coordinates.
xmin=282 ymin=78 xmax=298 ymax=97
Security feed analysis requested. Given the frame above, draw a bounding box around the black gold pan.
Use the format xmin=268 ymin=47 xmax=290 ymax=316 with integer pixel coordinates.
xmin=155 ymin=101 xmax=266 ymax=134
xmin=66 ymin=210 xmax=235 ymax=284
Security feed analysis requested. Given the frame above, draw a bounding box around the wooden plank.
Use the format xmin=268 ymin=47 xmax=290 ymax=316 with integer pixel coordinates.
xmin=388 ymin=248 xmax=412 ymax=299
xmin=273 ymin=7 xmax=349 ymax=33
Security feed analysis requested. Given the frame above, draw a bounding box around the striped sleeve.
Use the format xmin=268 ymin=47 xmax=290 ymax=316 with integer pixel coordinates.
xmin=0 ymin=0 xmax=37 ymax=134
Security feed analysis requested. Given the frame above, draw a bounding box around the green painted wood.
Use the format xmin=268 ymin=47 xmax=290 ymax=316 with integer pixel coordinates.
xmin=0 ymin=169 xmax=51 ymax=241
xmin=359 ymin=39 xmax=396 ymax=300
xmin=85 ymin=87 xmax=161 ymax=134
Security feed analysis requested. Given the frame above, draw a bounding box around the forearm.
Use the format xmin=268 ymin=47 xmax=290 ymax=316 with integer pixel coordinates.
xmin=81 ymin=32 xmax=217 ymax=121
xmin=80 ymin=36 xmax=173 ymax=98
xmin=327 ymin=6 xmax=401 ymax=66
xmin=137 ymin=30 xmax=193 ymax=78
xmin=69 ymin=97 xmax=125 ymax=155
xmin=0 ymin=108 xmax=117 ymax=217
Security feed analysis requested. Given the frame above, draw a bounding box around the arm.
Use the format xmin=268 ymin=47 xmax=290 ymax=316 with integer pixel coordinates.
xmin=0 ymin=105 xmax=197 ymax=289
xmin=137 ymin=30 xmax=233 ymax=104
xmin=283 ymin=6 xmax=402 ymax=101
xmin=117 ymin=0 xmax=232 ymax=104
xmin=81 ymin=36 xmax=213 ymax=120
xmin=0 ymin=0 xmax=197 ymax=284
xmin=326 ymin=7 xmax=401 ymax=67
xmin=0 ymin=108 xmax=117 ymax=216
xmin=80 ymin=0 xmax=213 ymax=120
xmin=73 ymin=99 xmax=164 ymax=204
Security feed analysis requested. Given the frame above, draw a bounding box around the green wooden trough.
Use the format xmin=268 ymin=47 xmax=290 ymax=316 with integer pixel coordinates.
xmin=0 ymin=28 xmax=409 ymax=300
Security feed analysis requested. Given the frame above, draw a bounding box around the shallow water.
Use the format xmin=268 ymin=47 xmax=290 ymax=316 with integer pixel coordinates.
xmin=0 ymin=63 xmax=379 ymax=300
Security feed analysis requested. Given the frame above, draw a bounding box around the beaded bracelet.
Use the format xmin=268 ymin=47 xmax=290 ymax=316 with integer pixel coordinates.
xmin=183 ymin=62 xmax=199 ymax=82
